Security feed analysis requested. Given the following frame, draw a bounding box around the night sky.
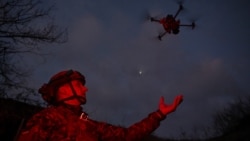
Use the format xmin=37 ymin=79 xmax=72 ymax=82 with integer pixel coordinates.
xmin=25 ymin=0 xmax=250 ymax=139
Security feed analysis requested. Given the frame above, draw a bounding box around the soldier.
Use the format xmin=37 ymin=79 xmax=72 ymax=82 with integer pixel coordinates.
xmin=17 ymin=69 xmax=183 ymax=141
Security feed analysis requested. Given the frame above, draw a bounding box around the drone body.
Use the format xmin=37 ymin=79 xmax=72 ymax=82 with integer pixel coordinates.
xmin=150 ymin=4 xmax=195 ymax=40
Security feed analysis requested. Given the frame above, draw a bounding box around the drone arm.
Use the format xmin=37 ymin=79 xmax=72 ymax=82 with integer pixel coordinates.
xmin=179 ymin=22 xmax=195 ymax=29
xmin=150 ymin=17 xmax=160 ymax=22
xmin=158 ymin=31 xmax=167 ymax=41
xmin=174 ymin=5 xmax=183 ymax=18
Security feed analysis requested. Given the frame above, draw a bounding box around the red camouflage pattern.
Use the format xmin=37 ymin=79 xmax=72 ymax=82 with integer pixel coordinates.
xmin=17 ymin=104 xmax=166 ymax=141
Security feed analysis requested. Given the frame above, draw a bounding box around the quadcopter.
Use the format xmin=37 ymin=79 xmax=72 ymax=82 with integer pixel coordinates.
xmin=149 ymin=4 xmax=195 ymax=40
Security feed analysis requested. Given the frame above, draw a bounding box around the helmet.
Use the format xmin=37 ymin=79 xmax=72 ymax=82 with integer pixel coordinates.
xmin=38 ymin=69 xmax=86 ymax=105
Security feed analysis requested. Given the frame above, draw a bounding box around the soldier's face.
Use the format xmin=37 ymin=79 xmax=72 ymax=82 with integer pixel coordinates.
xmin=57 ymin=80 xmax=88 ymax=106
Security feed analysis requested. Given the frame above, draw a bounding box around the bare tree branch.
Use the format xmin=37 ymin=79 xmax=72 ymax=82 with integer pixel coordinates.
xmin=0 ymin=0 xmax=67 ymax=101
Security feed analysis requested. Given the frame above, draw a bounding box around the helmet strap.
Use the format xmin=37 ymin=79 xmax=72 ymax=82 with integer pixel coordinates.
xmin=56 ymin=81 xmax=85 ymax=104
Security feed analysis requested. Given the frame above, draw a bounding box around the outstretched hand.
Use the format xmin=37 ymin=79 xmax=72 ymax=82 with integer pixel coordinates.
xmin=158 ymin=95 xmax=183 ymax=115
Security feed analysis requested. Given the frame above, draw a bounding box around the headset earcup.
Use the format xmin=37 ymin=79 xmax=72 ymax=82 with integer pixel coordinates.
xmin=39 ymin=83 xmax=55 ymax=104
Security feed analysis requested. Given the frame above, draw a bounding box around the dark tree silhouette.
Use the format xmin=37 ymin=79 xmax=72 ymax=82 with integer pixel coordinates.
xmin=0 ymin=0 xmax=67 ymax=100
xmin=211 ymin=96 xmax=250 ymax=139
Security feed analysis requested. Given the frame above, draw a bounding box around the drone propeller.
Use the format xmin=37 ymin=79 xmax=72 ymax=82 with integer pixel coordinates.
xmin=141 ymin=9 xmax=162 ymax=23
xmin=175 ymin=0 xmax=184 ymax=6
xmin=189 ymin=15 xmax=201 ymax=28
xmin=173 ymin=0 xmax=191 ymax=19
xmin=191 ymin=22 xmax=196 ymax=29
xmin=141 ymin=10 xmax=151 ymax=22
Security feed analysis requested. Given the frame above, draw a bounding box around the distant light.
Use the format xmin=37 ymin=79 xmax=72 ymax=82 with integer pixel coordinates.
xmin=138 ymin=70 xmax=143 ymax=75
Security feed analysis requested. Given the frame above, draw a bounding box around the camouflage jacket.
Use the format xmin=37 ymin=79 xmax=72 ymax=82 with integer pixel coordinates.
xmin=17 ymin=104 xmax=166 ymax=141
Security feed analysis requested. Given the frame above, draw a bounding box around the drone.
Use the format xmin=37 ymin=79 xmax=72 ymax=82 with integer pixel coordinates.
xmin=149 ymin=4 xmax=195 ymax=41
